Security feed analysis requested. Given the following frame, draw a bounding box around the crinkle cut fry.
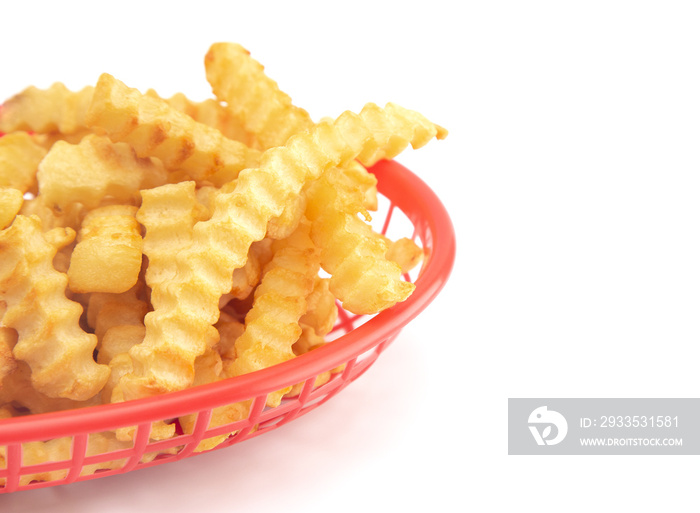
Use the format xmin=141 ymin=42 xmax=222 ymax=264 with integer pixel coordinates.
xmin=137 ymin=181 xmax=203 ymax=289
xmin=0 ymin=131 xmax=48 ymax=195
xmin=205 ymin=42 xmax=314 ymax=150
xmin=298 ymin=277 xmax=337 ymax=337
xmin=0 ymin=215 xmax=109 ymax=400
xmin=0 ymin=361 xmax=99 ymax=415
xmin=182 ymin=219 xmax=321 ymax=451
xmin=355 ymin=102 xmax=448 ymax=166
xmin=109 ymin=181 xmax=204 ymax=403
xmin=0 ymin=187 xmax=23 ymax=231
xmin=85 ymin=73 xmax=261 ymax=187
xmin=226 ymin=218 xmax=321 ymax=407
xmin=0 ymin=327 xmax=17 ymax=383
xmin=144 ymin=89 xmax=253 ymax=146
xmin=0 ymin=83 xmax=94 ymax=135
xmin=306 ymin=167 xmax=414 ymax=314
xmin=67 ymin=205 xmax=143 ymax=294
xmin=36 ymin=133 xmax=168 ymax=212
xmin=113 ymin=101 xmax=444 ymax=402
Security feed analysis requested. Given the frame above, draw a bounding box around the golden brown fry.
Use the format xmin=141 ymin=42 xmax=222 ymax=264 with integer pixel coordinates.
xmin=342 ymin=160 xmax=378 ymax=211
xmin=93 ymin=298 xmax=149 ymax=343
xmin=144 ymin=89 xmax=253 ymax=145
xmin=356 ymin=102 xmax=448 ymax=166
xmin=0 ymin=131 xmax=47 ymax=194
xmin=226 ymin=218 xmax=321 ymax=406
xmin=37 ymin=134 xmax=168 ymax=211
xmin=0 ymin=42 xmax=448 ymax=470
xmin=85 ymin=74 xmax=261 ymax=186
xmin=67 ymin=205 xmax=143 ymax=294
xmin=266 ymin=192 xmax=307 ymax=240
xmin=97 ymin=325 xmax=146 ymax=366
xmin=101 ymin=352 xmax=132 ymax=405
xmin=19 ymin=194 xmax=86 ymax=232
xmin=0 ymin=215 xmax=109 ymax=400
xmin=215 ymin=315 xmax=245 ymax=361
xmin=228 ymin=247 xmax=263 ymax=301
xmin=384 ymin=236 xmax=424 ymax=274
xmin=0 ymin=83 xmax=94 ymax=135
xmin=0 ymin=361 xmax=99 ymax=415
xmin=0 ymin=187 xmax=23 ymax=230
xmin=86 ymin=282 xmax=145 ymax=329
xmin=136 ymin=181 xmax=203 ymax=289
xmin=31 ymin=128 xmax=94 ymax=150
xmin=113 ymin=101 xmax=442 ymax=402
xmin=298 ymin=277 xmax=337 ymax=337
xmin=205 ymin=42 xmax=314 ymax=150
xmin=306 ymin=167 xmax=414 ymax=314
xmin=113 ymin=181 xmax=215 ymax=401
xmin=0 ymin=327 xmax=18 ymax=384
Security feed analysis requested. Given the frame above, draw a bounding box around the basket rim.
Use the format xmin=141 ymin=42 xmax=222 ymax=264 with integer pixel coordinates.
xmin=0 ymin=159 xmax=456 ymax=444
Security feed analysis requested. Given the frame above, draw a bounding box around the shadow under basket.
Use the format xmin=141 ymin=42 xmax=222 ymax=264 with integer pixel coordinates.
xmin=0 ymin=159 xmax=456 ymax=493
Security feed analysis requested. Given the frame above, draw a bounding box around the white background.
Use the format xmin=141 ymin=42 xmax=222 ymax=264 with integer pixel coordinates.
xmin=2 ymin=0 xmax=700 ymax=511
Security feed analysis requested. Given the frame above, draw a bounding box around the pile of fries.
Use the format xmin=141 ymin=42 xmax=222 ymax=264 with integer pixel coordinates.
xmin=0 ymin=43 xmax=446 ymax=478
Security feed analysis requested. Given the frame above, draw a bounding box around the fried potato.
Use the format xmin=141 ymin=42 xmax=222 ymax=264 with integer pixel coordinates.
xmin=298 ymin=277 xmax=338 ymax=337
xmin=215 ymin=315 xmax=245 ymax=361
xmin=67 ymin=205 xmax=143 ymax=294
xmin=86 ymin=282 xmax=145 ymax=328
xmin=136 ymin=181 xmax=203 ymax=288
xmin=384 ymin=236 xmax=424 ymax=274
xmin=266 ymin=191 xmax=307 ymax=240
xmin=19 ymin=194 xmax=86 ymax=232
xmin=97 ymin=325 xmax=146 ymax=366
xmin=205 ymin=42 xmax=314 ymax=150
xmin=342 ymin=160 xmax=378 ymax=211
xmin=101 ymin=352 xmax=133 ymax=405
xmin=0 ymin=42 xmax=447 ymax=470
xmin=0 ymin=83 xmax=94 ymax=135
xmin=0 ymin=327 xmax=18 ymax=384
xmin=111 ymin=100 xmax=443 ymax=402
xmin=0 ymin=361 xmax=99 ymax=415
xmin=226 ymin=219 xmax=321 ymax=406
xmin=0 ymin=187 xmax=23 ymax=230
xmin=114 ymin=182 xmax=217 ymax=401
xmin=86 ymin=74 xmax=261 ymax=186
xmin=355 ymin=102 xmax=448 ymax=166
xmin=0 ymin=215 xmax=109 ymax=400
xmin=227 ymin=246 xmax=263 ymax=301
xmin=145 ymin=89 xmax=252 ymax=146
xmin=37 ymin=134 xmax=168 ymax=211
xmin=93 ymin=297 xmax=149 ymax=342
xmin=306 ymin=167 xmax=414 ymax=314
xmin=0 ymin=131 xmax=47 ymax=194
xmin=110 ymin=182 xmax=211 ymax=401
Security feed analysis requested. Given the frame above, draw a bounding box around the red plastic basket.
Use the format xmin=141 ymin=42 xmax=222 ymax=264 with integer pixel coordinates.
xmin=0 ymin=158 xmax=456 ymax=493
